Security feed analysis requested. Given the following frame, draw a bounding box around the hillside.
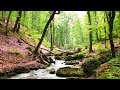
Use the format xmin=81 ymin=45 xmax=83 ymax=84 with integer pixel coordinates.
xmin=0 ymin=22 xmax=49 ymax=78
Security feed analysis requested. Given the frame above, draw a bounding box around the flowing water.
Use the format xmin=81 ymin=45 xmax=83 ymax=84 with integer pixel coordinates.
xmin=9 ymin=56 xmax=73 ymax=79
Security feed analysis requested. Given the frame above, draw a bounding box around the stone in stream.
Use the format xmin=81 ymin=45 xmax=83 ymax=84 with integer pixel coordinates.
xmin=49 ymin=68 xmax=55 ymax=74
xmin=56 ymin=67 xmax=85 ymax=77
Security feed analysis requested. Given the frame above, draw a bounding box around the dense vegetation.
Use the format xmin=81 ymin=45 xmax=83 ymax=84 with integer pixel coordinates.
xmin=0 ymin=11 xmax=120 ymax=79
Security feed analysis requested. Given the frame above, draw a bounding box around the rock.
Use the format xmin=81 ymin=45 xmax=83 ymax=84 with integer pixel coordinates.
xmin=81 ymin=59 xmax=101 ymax=76
xmin=48 ymin=57 xmax=54 ymax=63
xmin=55 ymin=56 xmax=62 ymax=60
xmin=56 ymin=67 xmax=85 ymax=77
xmin=65 ymin=60 xmax=79 ymax=65
xmin=49 ymin=68 xmax=55 ymax=74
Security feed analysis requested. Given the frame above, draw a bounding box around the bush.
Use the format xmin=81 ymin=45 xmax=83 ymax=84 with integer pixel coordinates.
xmin=81 ymin=59 xmax=101 ymax=76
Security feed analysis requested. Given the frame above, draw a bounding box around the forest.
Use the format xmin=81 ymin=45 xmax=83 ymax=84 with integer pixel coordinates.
xmin=0 ymin=11 xmax=120 ymax=79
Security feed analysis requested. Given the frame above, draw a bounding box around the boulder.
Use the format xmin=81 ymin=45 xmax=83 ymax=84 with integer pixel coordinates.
xmin=56 ymin=67 xmax=85 ymax=77
xmin=49 ymin=68 xmax=55 ymax=74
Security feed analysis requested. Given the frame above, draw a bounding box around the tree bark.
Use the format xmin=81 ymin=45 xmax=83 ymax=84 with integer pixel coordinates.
xmin=104 ymin=12 xmax=107 ymax=48
xmin=106 ymin=11 xmax=115 ymax=58
xmin=13 ymin=11 xmax=22 ymax=33
xmin=49 ymin=11 xmax=53 ymax=52
xmin=5 ymin=11 xmax=12 ymax=35
xmin=87 ymin=11 xmax=93 ymax=52
xmin=94 ymin=11 xmax=99 ymax=42
xmin=16 ymin=11 xmax=22 ymax=33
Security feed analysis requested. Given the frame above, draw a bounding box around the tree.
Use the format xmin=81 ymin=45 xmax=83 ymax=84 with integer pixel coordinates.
xmin=106 ymin=11 xmax=116 ymax=58
xmin=104 ymin=12 xmax=107 ymax=48
xmin=34 ymin=11 xmax=60 ymax=53
xmin=5 ymin=11 xmax=12 ymax=35
xmin=94 ymin=11 xmax=99 ymax=42
xmin=87 ymin=11 xmax=93 ymax=52
xmin=13 ymin=11 xmax=22 ymax=33
xmin=49 ymin=11 xmax=53 ymax=52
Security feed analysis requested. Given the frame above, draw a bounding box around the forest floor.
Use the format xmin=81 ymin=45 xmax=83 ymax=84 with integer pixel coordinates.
xmin=0 ymin=22 xmax=50 ymax=78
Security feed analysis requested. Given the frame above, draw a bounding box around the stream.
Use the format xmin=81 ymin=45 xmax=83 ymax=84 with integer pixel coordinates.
xmin=8 ymin=56 xmax=74 ymax=79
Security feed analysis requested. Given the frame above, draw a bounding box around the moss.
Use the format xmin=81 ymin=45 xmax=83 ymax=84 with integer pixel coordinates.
xmin=56 ymin=67 xmax=85 ymax=77
xmin=65 ymin=52 xmax=84 ymax=61
xmin=14 ymin=49 xmax=25 ymax=57
xmin=19 ymin=31 xmax=33 ymax=45
xmin=96 ymin=55 xmax=120 ymax=79
xmin=94 ymin=50 xmax=112 ymax=64
xmin=81 ymin=59 xmax=101 ymax=76
xmin=65 ymin=60 xmax=80 ymax=65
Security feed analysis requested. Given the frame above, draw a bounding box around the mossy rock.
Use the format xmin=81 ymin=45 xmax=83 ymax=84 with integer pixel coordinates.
xmin=47 ymin=57 xmax=55 ymax=63
xmin=65 ymin=60 xmax=80 ymax=65
xmin=49 ymin=68 xmax=55 ymax=74
xmin=56 ymin=67 xmax=85 ymax=77
xmin=96 ymin=51 xmax=112 ymax=64
xmin=81 ymin=59 xmax=101 ymax=76
xmin=65 ymin=52 xmax=84 ymax=61
xmin=66 ymin=77 xmax=81 ymax=79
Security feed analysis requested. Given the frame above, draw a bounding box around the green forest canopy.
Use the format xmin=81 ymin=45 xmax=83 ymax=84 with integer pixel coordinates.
xmin=1 ymin=11 xmax=120 ymax=51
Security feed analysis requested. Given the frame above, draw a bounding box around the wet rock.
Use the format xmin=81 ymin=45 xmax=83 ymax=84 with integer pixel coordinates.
xmin=56 ymin=67 xmax=85 ymax=77
xmin=49 ymin=68 xmax=55 ymax=74
xmin=81 ymin=59 xmax=101 ymax=76
xmin=48 ymin=57 xmax=55 ymax=63
xmin=65 ymin=60 xmax=80 ymax=65
xmin=55 ymin=56 xmax=62 ymax=60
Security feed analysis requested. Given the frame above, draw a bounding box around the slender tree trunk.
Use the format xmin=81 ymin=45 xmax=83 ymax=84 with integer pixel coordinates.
xmin=87 ymin=11 xmax=93 ymax=52
xmin=49 ymin=11 xmax=53 ymax=52
xmin=119 ymin=11 xmax=120 ymax=43
xmin=13 ymin=11 xmax=22 ymax=33
xmin=94 ymin=11 xmax=99 ymax=42
xmin=16 ymin=11 xmax=22 ymax=33
xmin=53 ymin=18 xmax=55 ymax=45
xmin=5 ymin=11 xmax=12 ymax=35
xmin=34 ymin=11 xmax=59 ymax=53
xmin=104 ymin=12 xmax=107 ymax=48
xmin=50 ymin=22 xmax=53 ymax=51
xmin=2 ymin=11 xmax=4 ymax=18
xmin=106 ymin=11 xmax=116 ymax=58
xmin=99 ymin=30 xmax=101 ymax=41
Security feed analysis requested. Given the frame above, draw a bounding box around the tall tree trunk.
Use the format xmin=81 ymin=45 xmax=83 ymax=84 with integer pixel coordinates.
xmin=119 ymin=11 xmax=120 ymax=43
xmin=50 ymin=22 xmax=53 ymax=51
xmin=2 ymin=11 xmax=4 ymax=18
xmin=87 ymin=11 xmax=93 ymax=52
xmin=99 ymin=30 xmax=101 ymax=41
xmin=106 ymin=11 xmax=116 ymax=58
xmin=94 ymin=11 xmax=99 ymax=42
xmin=16 ymin=11 xmax=22 ymax=33
xmin=5 ymin=11 xmax=12 ymax=35
xmin=49 ymin=11 xmax=53 ymax=52
xmin=34 ymin=11 xmax=59 ymax=53
xmin=13 ymin=11 xmax=22 ymax=33
xmin=104 ymin=12 xmax=107 ymax=48
xmin=53 ymin=18 xmax=55 ymax=45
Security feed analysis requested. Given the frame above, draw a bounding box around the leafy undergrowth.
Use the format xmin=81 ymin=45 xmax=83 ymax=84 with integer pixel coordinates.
xmin=96 ymin=53 xmax=120 ymax=79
